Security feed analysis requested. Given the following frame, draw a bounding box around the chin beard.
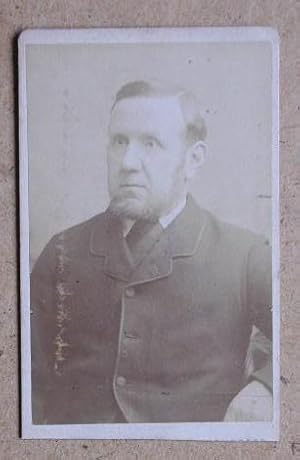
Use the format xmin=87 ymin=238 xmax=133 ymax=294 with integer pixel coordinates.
xmin=108 ymin=196 xmax=161 ymax=222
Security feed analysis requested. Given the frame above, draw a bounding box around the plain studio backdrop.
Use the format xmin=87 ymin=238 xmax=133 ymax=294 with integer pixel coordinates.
xmin=26 ymin=41 xmax=273 ymax=267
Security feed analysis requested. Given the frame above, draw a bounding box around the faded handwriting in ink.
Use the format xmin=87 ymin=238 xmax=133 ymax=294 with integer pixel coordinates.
xmin=54 ymin=233 xmax=72 ymax=375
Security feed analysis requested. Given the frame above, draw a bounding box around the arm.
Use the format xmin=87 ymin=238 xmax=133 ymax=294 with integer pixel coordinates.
xmin=247 ymin=238 xmax=273 ymax=389
xmin=247 ymin=238 xmax=272 ymax=341
xmin=224 ymin=237 xmax=273 ymax=421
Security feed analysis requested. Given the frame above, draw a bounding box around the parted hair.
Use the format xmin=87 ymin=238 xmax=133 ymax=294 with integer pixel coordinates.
xmin=112 ymin=80 xmax=207 ymax=144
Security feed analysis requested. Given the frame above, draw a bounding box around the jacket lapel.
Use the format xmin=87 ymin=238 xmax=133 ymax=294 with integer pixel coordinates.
xmin=89 ymin=212 xmax=133 ymax=281
xmin=89 ymin=195 xmax=207 ymax=284
xmin=130 ymin=196 xmax=208 ymax=284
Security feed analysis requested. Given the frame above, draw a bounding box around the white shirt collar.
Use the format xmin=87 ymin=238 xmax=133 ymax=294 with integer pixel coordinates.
xmin=159 ymin=197 xmax=187 ymax=229
xmin=122 ymin=197 xmax=187 ymax=236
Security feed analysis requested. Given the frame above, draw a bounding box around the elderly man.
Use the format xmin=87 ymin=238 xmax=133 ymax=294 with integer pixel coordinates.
xmin=31 ymin=80 xmax=272 ymax=424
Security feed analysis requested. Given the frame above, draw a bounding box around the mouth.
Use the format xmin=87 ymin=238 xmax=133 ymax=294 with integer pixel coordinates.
xmin=120 ymin=183 xmax=146 ymax=189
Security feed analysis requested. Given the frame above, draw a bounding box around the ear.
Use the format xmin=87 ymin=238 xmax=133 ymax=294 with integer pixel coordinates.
xmin=184 ymin=140 xmax=207 ymax=179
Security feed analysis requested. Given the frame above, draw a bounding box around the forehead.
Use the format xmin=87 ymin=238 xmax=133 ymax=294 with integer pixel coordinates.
xmin=109 ymin=96 xmax=185 ymax=137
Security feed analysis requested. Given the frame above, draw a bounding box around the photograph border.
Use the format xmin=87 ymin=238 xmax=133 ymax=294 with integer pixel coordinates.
xmin=19 ymin=26 xmax=280 ymax=440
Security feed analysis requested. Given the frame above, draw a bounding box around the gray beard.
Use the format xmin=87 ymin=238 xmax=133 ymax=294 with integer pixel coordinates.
xmin=108 ymin=196 xmax=164 ymax=223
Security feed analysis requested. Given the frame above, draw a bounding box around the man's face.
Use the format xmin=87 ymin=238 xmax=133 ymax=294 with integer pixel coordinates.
xmin=107 ymin=96 xmax=188 ymax=221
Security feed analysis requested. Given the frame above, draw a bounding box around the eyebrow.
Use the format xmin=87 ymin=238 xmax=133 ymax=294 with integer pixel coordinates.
xmin=141 ymin=133 xmax=162 ymax=140
xmin=110 ymin=130 xmax=164 ymax=142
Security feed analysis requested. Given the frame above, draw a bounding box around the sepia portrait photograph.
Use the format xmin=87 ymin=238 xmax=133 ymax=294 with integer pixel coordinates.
xmin=19 ymin=27 xmax=279 ymax=440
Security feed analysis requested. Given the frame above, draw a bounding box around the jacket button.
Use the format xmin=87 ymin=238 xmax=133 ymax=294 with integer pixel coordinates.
xmin=150 ymin=264 xmax=159 ymax=276
xmin=116 ymin=376 xmax=127 ymax=386
xmin=124 ymin=331 xmax=138 ymax=340
xmin=125 ymin=287 xmax=135 ymax=297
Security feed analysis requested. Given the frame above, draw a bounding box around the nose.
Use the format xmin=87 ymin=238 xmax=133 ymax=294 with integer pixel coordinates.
xmin=122 ymin=141 xmax=141 ymax=171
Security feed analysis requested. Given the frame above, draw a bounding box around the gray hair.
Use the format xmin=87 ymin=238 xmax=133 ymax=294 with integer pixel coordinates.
xmin=112 ymin=80 xmax=207 ymax=144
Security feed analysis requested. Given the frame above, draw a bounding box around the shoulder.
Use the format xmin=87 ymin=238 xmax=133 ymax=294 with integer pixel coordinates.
xmin=194 ymin=207 xmax=271 ymax=293
xmin=191 ymin=202 xmax=270 ymax=259
xmin=210 ymin=212 xmax=268 ymax=246
xmin=52 ymin=211 xmax=107 ymax=245
xmin=34 ymin=211 xmax=108 ymax=267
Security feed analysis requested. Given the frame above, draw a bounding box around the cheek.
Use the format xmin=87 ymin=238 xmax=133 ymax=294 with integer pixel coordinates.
xmin=145 ymin=161 xmax=174 ymax=195
xmin=153 ymin=165 xmax=168 ymax=188
xmin=153 ymin=155 xmax=182 ymax=176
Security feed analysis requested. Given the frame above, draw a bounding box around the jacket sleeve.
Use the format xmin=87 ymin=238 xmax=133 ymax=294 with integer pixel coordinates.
xmin=30 ymin=236 xmax=58 ymax=424
xmin=246 ymin=237 xmax=273 ymax=391
xmin=247 ymin=237 xmax=272 ymax=340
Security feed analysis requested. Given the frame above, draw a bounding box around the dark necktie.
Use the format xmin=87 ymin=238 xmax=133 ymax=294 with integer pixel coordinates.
xmin=125 ymin=219 xmax=163 ymax=267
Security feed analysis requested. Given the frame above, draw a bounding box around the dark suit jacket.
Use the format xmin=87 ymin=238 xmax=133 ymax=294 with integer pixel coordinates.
xmin=31 ymin=196 xmax=272 ymax=424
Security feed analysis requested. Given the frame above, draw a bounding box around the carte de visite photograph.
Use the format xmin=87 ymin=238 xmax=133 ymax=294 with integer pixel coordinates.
xmin=19 ymin=27 xmax=279 ymax=440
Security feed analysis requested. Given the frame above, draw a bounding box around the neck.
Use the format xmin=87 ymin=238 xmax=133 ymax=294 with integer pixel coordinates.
xmin=120 ymin=194 xmax=187 ymax=236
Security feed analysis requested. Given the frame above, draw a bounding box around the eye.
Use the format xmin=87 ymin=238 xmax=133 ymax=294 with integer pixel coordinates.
xmin=143 ymin=137 xmax=160 ymax=148
xmin=112 ymin=134 xmax=128 ymax=146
